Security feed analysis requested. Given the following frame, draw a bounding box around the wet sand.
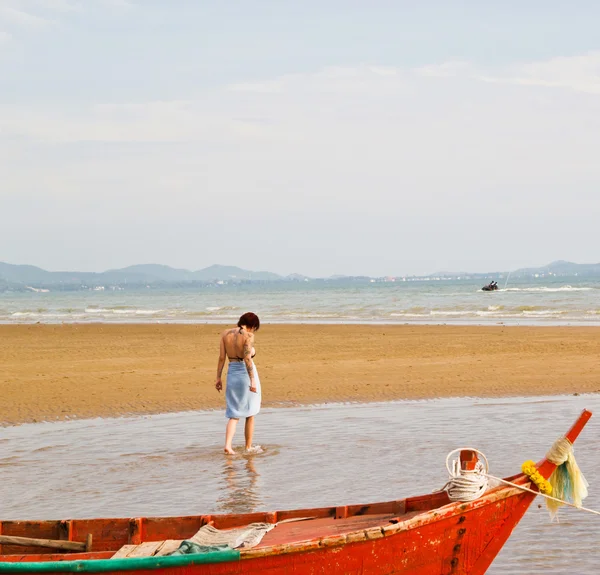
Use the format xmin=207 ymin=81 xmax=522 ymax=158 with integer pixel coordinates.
xmin=1 ymin=324 xmax=599 ymax=425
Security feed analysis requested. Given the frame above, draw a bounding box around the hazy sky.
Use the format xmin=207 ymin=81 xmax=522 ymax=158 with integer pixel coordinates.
xmin=1 ymin=1 xmax=600 ymax=277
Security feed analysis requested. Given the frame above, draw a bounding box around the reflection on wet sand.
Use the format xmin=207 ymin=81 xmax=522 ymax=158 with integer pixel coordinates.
xmin=216 ymin=455 xmax=262 ymax=514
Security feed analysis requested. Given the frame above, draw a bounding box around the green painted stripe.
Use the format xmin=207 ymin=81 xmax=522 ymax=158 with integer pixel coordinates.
xmin=0 ymin=549 xmax=240 ymax=573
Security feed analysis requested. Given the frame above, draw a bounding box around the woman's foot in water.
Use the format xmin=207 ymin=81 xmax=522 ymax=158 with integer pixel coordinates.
xmin=224 ymin=447 xmax=236 ymax=455
xmin=245 ymin=445 xmax=263 ymax=454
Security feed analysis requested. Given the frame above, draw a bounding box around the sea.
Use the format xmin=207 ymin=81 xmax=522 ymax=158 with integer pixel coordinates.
xmin=1 ymin=277 xmax=599 ymax=325
xmin=1 ymin=395 xmax=598 ymax=574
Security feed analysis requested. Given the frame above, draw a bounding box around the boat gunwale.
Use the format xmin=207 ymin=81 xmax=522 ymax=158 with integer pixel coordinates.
xmin=240 ymin=479 xmax=530 ymax=559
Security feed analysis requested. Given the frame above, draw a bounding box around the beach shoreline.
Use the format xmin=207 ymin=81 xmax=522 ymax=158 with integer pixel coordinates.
xmin=1 ymin=323 xmax=599 ymax=426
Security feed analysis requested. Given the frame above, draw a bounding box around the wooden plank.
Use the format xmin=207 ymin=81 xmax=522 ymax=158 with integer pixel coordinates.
xmin=1 ymin=521 xmax=61 ymax=539
xmin=335 ymin=506 xmax=348 ymax=519
xmin=154 ymin=540 xmax=182 ymax=557
xmin=129 ymin=518 xmax=143 ymax=545
xmin=71 ymin=518 xmax=129 ymax=552
xmin=0 ymin=535 xmax=86 ymax=552
xmin=0 ymin=552 xmax=114 ymax=563
xmin=110 ymin=545 xmax=137 ymax=559
xmin=126 ymin=541 xmax=164 ymax=558
xmin=142 ymin=517 xmax=203 ymax=542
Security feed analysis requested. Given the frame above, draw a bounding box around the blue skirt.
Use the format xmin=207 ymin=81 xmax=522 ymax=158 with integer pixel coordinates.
xmin=225 ymin=361 xmax=261 ymax=419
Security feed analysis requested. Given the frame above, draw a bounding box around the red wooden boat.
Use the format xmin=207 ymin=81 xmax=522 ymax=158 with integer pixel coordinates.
xmin=0 ymin=409 xmax=592 ymax=575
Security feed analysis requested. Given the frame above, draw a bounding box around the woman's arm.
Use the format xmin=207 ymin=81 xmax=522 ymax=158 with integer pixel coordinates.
xmin=243 ymin=333 xmax=257 ymax=393
xmin=215 ymin=335 xmax=226 ymax=392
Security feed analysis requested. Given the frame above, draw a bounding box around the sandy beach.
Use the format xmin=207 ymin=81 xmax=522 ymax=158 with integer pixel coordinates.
xmin=1 ymin=324 xmax=599 ymax=425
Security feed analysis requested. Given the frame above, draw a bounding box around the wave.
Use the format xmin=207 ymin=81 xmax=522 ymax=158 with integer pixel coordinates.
xmin=179 ymin=311 xmax=240 ymax=319
xmin=10 ymin=312 xmax=87 ymax=319
xmin=521 ymin=309 xmax=567 ymax=316
xmin=390 ymin=307 xmax=577 ymax=319
xmin=501 ymin=286 xmax=593 ymax=292
xmin=84 ymin=308 xmax=164 ymax=315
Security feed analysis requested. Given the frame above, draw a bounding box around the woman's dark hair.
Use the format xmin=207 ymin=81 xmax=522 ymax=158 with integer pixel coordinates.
xmin=237 ymin=312 xmax=260 ymax=331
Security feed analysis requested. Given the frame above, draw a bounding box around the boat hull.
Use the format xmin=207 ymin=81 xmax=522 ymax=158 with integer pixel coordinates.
xmin=0 ymin=486 xmax=534 ymax=575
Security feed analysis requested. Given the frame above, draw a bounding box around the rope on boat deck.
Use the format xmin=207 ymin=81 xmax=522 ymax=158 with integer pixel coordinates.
xmin=442 ymin=442 xmax=600 ymax=518
xmin=441 ymin=448 xmax=489 ymax=502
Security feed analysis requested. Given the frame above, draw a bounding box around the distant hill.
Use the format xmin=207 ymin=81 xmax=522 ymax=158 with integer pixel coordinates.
xmin=106 ymin=264 xmax=196 ymax=282
xmin=286 ymin=273 xmax=311 ymax=281
xmin=2 ymin=259 xmax=599 ymax=291
xmin=0 ymin=262 xmax=283 ymax=289
xmin=193 ymin=264 xmax=281 ymax=281
xmin=512 ymin=260 xmax=600 ymax=278
xmin=0 ymin=262 xmax=102 ymax=285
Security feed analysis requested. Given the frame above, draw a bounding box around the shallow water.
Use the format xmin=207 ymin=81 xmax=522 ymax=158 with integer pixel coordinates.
xmin=1 ymin=396 xmax=599 ymax=574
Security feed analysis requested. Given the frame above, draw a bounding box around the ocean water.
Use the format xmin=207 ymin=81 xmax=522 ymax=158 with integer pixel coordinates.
xmin=1 ymin=395 xmax=598 ymax=574
xmin=1 ymin=278 xmax=599 ymax=325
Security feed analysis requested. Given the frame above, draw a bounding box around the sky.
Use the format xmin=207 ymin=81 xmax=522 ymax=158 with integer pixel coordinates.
xmin=1 ymin=0 xmax=600 ymax=277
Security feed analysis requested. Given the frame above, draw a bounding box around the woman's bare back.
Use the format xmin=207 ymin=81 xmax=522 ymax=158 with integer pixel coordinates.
xmin=221 ymin=327 xmax=254 ymax=360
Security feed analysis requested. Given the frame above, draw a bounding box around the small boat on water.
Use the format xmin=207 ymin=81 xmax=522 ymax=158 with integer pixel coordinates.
xmin=481 ymin=281 xmax=498 ymax=291
xmin=0 ymin=410 xmax=592 ymax=575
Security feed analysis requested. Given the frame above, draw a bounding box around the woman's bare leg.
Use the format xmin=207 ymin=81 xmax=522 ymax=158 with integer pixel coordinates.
xmin=244 ymin=416 xmax=255 ymax=450
xmin=224 ymin=418 xmax=238 ymax=454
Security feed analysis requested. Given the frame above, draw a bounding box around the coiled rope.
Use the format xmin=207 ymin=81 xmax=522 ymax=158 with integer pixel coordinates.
xmin=442 ymin=441 xmax=600 ymax=518
xmin=442 ymin=448 xmax=489 ymax=502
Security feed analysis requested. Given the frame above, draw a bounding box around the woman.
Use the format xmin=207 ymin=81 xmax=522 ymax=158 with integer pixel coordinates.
xmin=215 ymin=312 xmax=261 ymax=454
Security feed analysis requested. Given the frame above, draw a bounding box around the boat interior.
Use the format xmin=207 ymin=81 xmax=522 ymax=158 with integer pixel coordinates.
xmin=0 ymin=490 xmax=454 ymax=563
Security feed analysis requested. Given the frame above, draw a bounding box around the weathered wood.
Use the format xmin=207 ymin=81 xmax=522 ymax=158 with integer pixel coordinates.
xmin=154 ymin=540 xmax=182 ymax=557
xmin=335 ymin=506 xmax=348 ymax=519
xmin=0 ymin=535 xmax=86 ymax=552
xmin=126 ymin=541 xmax=164 ymax=558
xmin=110 ymin=545 xmax=137 ymax=559
xmin=111 ymin=540 xmax=179 ymax=560
xmin=460 ymin=449 xmax=479 ymax=471
xmin=129 ymin=518 xmax=142 ymax=545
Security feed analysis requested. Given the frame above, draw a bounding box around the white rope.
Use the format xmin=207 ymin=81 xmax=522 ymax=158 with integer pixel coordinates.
xmin=483 ymin=473 xmax=600 ymax=517
xmin=546 ymin=436 xmax=573 ymax=465
xmin=440 ymin=446 xmax=600 ymax=517
xmin=442 ymin=448 xmax=489 ymax=502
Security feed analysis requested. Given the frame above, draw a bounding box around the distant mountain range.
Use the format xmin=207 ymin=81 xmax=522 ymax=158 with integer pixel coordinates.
xmin=433 ymin=260 xmax=600 ymax=279
xmin=510 ymin=260 xmax=600 ymax=278
xmin=0 ymin=260 xmax=599 ymax=291
xmin=0 ymin=262 xmax=294 ymax=289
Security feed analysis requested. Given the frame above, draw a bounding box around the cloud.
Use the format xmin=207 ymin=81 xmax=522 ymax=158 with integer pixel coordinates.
xmin=227 ymin=80 xmax=283 ymax=94
xmin=3 ymin=52 xmax=600 ymax=275
xmin=97 ymin=0 xmax=135 ymax=8
xmin=30 ymin=0 xmax=81 ymax=12
xmin=0 ymin=5 xmax=50 ymax=27
xmin=0 ymin=100 xmax=204 ymax=143
xmin=4 ymin=54 xmax=600 ymax=149
xmin=0 ymin=31 xmax=13 ymax=43
xmin=416 ymin=61 xmax=471 ymax=78
xmin=0 ymin=0 xmax=131 ymax=37
xmin=478 ymin=52 xmax=600 ymax=95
